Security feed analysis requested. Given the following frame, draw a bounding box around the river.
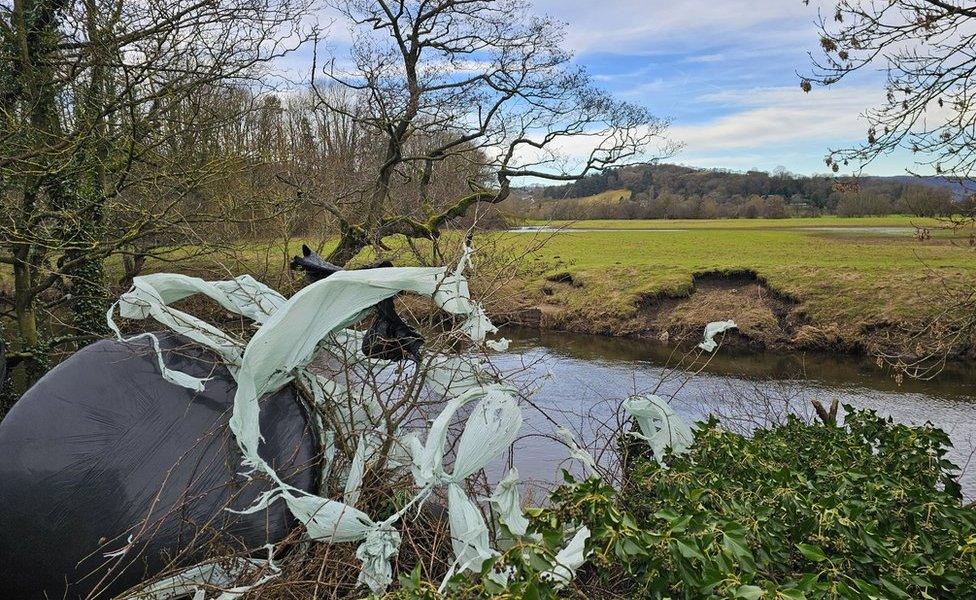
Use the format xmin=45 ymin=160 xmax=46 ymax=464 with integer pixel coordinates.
xmin=490 ymin=326 xmax=976 ymax=499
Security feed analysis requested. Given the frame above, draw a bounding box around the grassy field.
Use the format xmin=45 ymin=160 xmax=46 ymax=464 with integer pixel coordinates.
xmin=569 ymin=189 xmax=632 ymax=205
xmin=531 ymin=215 xmax=947 ymax=230
xmin=61 ymin=214 xmax=976 ymax=356
xmin=495 ymin=216 xmax=976 ymax=353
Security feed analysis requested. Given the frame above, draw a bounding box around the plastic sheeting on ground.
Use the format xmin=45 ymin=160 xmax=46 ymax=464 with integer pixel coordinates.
xmin=0 ymin=333 xmax=316 ymax=599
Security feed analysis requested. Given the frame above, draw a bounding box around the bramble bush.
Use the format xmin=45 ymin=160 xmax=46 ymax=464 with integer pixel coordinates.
xmin=392 ymin=407 xmax=976 ymax=599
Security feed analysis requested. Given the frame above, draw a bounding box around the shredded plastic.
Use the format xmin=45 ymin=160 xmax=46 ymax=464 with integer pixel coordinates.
xmin=541 ymin=526 xmax=591 ymax=587
xmin=698 ymin=319 xmax=737 ymax=352
xmin=623 ymin=394 xmax=694 ymax=463
xmin=123 ymin=548 xmax=279 ymax=600
xmin=110 ymin=247 xmax=702 ymax=596
xmin=488 ymin=468 xmax=530 ymax=537
xmin=555 ymin=426 xmax=600 ymax=477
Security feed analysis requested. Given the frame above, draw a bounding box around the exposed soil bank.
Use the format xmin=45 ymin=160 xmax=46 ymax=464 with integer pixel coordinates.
xmin=488 ymin=270 xmax=976 ymax=360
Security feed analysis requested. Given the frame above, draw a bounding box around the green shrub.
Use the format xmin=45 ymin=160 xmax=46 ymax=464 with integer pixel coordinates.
xmin=389 ymin=408 xmax=976 ymax=599
xmin=549 ymin=408 xmax=976 ymax=598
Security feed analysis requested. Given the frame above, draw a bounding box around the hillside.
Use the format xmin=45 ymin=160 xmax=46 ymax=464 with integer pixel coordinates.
xmin=511 ymin=164 xmax=973 ymax=220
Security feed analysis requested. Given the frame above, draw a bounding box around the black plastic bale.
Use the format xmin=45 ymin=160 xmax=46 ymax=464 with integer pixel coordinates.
xmin=0 ymin=333 xmax=319 ymax=599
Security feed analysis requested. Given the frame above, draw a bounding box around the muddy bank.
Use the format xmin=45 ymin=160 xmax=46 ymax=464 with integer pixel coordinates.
xmin=488 ymin=270 xmax=976 ymax=360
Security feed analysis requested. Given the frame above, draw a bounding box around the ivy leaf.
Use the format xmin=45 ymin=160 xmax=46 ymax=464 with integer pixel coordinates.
xmin=735 ymin=584 xmax=764 ymax=599
xmin=796 ymin=543 xmax=827 ymax=562
xmin=674 ymin=539 xmax=705 ymax=561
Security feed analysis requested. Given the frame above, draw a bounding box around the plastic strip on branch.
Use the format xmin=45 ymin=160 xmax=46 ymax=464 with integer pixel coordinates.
xmin=623 ymin=394 xmax=694 ymax=464
xmin=106 ymin=246 xmax=524 ymax=594
xmin=403 ymin=384 xmax=523 ymax=586
xmin=556 ymin=426 xmax=600 ymax=478
xmin=105 ymin=274 xmax=286 ymax=390
xmin=343 ymin=432 xmax=383 ymax=507
xmin=487 ymin=468 xmax=530 ymax=537
xmin=223 ymin=264 xmax=487 ymax=592
xmin=541 ymin=527 xmax=591 ymax=588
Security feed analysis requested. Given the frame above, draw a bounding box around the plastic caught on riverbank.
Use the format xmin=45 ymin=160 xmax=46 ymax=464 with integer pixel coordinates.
xmin=623 ymin=394 xmax=694 ymax=463
xmin=99 ymin=244 xmax=710 ymax=597
xmin=698 ymin=319 xmax=738 ymax=352
xmin=488 ymin=468 xmax=531 ymax=537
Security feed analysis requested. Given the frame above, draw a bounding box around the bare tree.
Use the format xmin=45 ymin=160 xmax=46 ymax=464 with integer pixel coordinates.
xmin=804 ymin=0 xmax=976 ymax=189
xmin=307 ymin=0 xmax=674 ymax=265
xmin=804 ymin=1 xmax=976 ymax=379
xmin=0 ymin=0 xmax=312 ymax=388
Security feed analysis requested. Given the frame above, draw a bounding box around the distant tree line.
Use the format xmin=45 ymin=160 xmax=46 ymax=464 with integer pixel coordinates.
xmin=511 ymin=164 xmax=966 ymax=220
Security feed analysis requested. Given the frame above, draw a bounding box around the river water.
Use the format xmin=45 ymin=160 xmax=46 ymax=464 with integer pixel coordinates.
xmin=490 ymin=326 xmax=976 ymax=499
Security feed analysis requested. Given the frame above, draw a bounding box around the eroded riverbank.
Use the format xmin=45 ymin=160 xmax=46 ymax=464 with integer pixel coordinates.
xmin=483 ymin=218 xmax=976 ymax=359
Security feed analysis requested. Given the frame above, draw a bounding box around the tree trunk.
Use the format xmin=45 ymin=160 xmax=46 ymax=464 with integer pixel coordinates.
xmin=12 ymin=251 xmax=45 ymax=390
xmin=325 ymin=225 xmax=370 ymax=266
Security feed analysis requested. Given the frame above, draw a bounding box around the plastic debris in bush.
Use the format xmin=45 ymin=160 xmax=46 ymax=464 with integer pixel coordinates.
xmin=623 ymin=394 xmax=694 ymax=463
xmin=14 ymin=241 xmax=706 ymax=598
xmin=103 ymin=245 xmax=572 ymax=596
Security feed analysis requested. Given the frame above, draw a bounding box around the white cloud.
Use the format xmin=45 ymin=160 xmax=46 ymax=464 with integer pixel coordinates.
xmin=670 ymin=86 xmax=882 ymax=153
xmin=504 ymin=85 xmax=891 ymax=176
xmin=530 ymin=0 xmax=827 ymax=54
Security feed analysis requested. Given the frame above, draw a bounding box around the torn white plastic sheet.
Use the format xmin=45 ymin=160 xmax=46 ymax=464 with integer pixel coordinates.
xmin=343 ymin=432 xmax=381 ymax=507
xmin=445 ymin=482 xmax=496 ymax=586
xmin=355 ymin=522 xmax=401 ymax=592
xmin=541 ymin=526 xmax=591 ymax=587
xmin=485 ymin=337 xmax=510 ymax=352
xmin=105 ymin=274 xmax=290 ymax=391
xmin=405 ymin=385 xmax=519 ymax=489
xmin=698 ymin=319 xmax=737 ymax=352
xmin=425 ymin=355 xmax=492 ymax=399
xmin=226 ymin=266 xmax=448 ymax=472
xmin=432 ymin=246 xmax=500 ymax=344
xmin=623 ymin=394 xmax=694 ymax=464
xmin=441 ymin=389 xmax=522 ymax=583
xmin=487 ymin=468 xmax=530 ymax=537
xmin=451 ymin=388 xmax=522 ymax=482
xmin=109 ymin=249 xmax=528 ymax=594
xmin=125 ymin=553 xmax=278 ymax=600
xmin=556 ymin=427 xmax=600 ymax=478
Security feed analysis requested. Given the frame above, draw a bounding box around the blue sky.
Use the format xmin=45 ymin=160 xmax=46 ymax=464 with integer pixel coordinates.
xmin=285 ymin=1 xmax=924 ymax=177
xmin=529 ymin=0 xmax=921 ymax=176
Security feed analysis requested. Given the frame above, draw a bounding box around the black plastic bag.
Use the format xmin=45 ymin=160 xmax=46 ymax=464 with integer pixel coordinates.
xmin=0 ymin=333 xmax=318 ymax=599
xmin=290 ymin=244 xmax=424 ymax=362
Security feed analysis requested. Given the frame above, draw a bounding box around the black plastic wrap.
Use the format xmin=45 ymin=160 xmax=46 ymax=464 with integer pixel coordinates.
xmin=0 ymin=333 xmax=318 ymax=599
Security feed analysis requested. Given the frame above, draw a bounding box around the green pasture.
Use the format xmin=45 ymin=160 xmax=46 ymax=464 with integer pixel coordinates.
xmin=502 ymin=216 xmax=976 ymax=327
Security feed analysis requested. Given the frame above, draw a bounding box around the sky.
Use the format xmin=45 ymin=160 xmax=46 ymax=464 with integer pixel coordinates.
xmin=283 ymin=1 xmax=924 ymax=177
xmin=528 ymin=0 xmax=921 ymax=177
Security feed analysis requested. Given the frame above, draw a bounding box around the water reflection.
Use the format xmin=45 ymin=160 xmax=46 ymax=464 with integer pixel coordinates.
xmin=494 ymin=326 xmax=976 ymax=498
xmin=507 ymin=326 xmax=976 ymax=399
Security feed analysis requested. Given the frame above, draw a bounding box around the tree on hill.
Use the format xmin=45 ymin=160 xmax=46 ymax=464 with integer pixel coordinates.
xmin=517 ymin=163 xmax=956 ymax=219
